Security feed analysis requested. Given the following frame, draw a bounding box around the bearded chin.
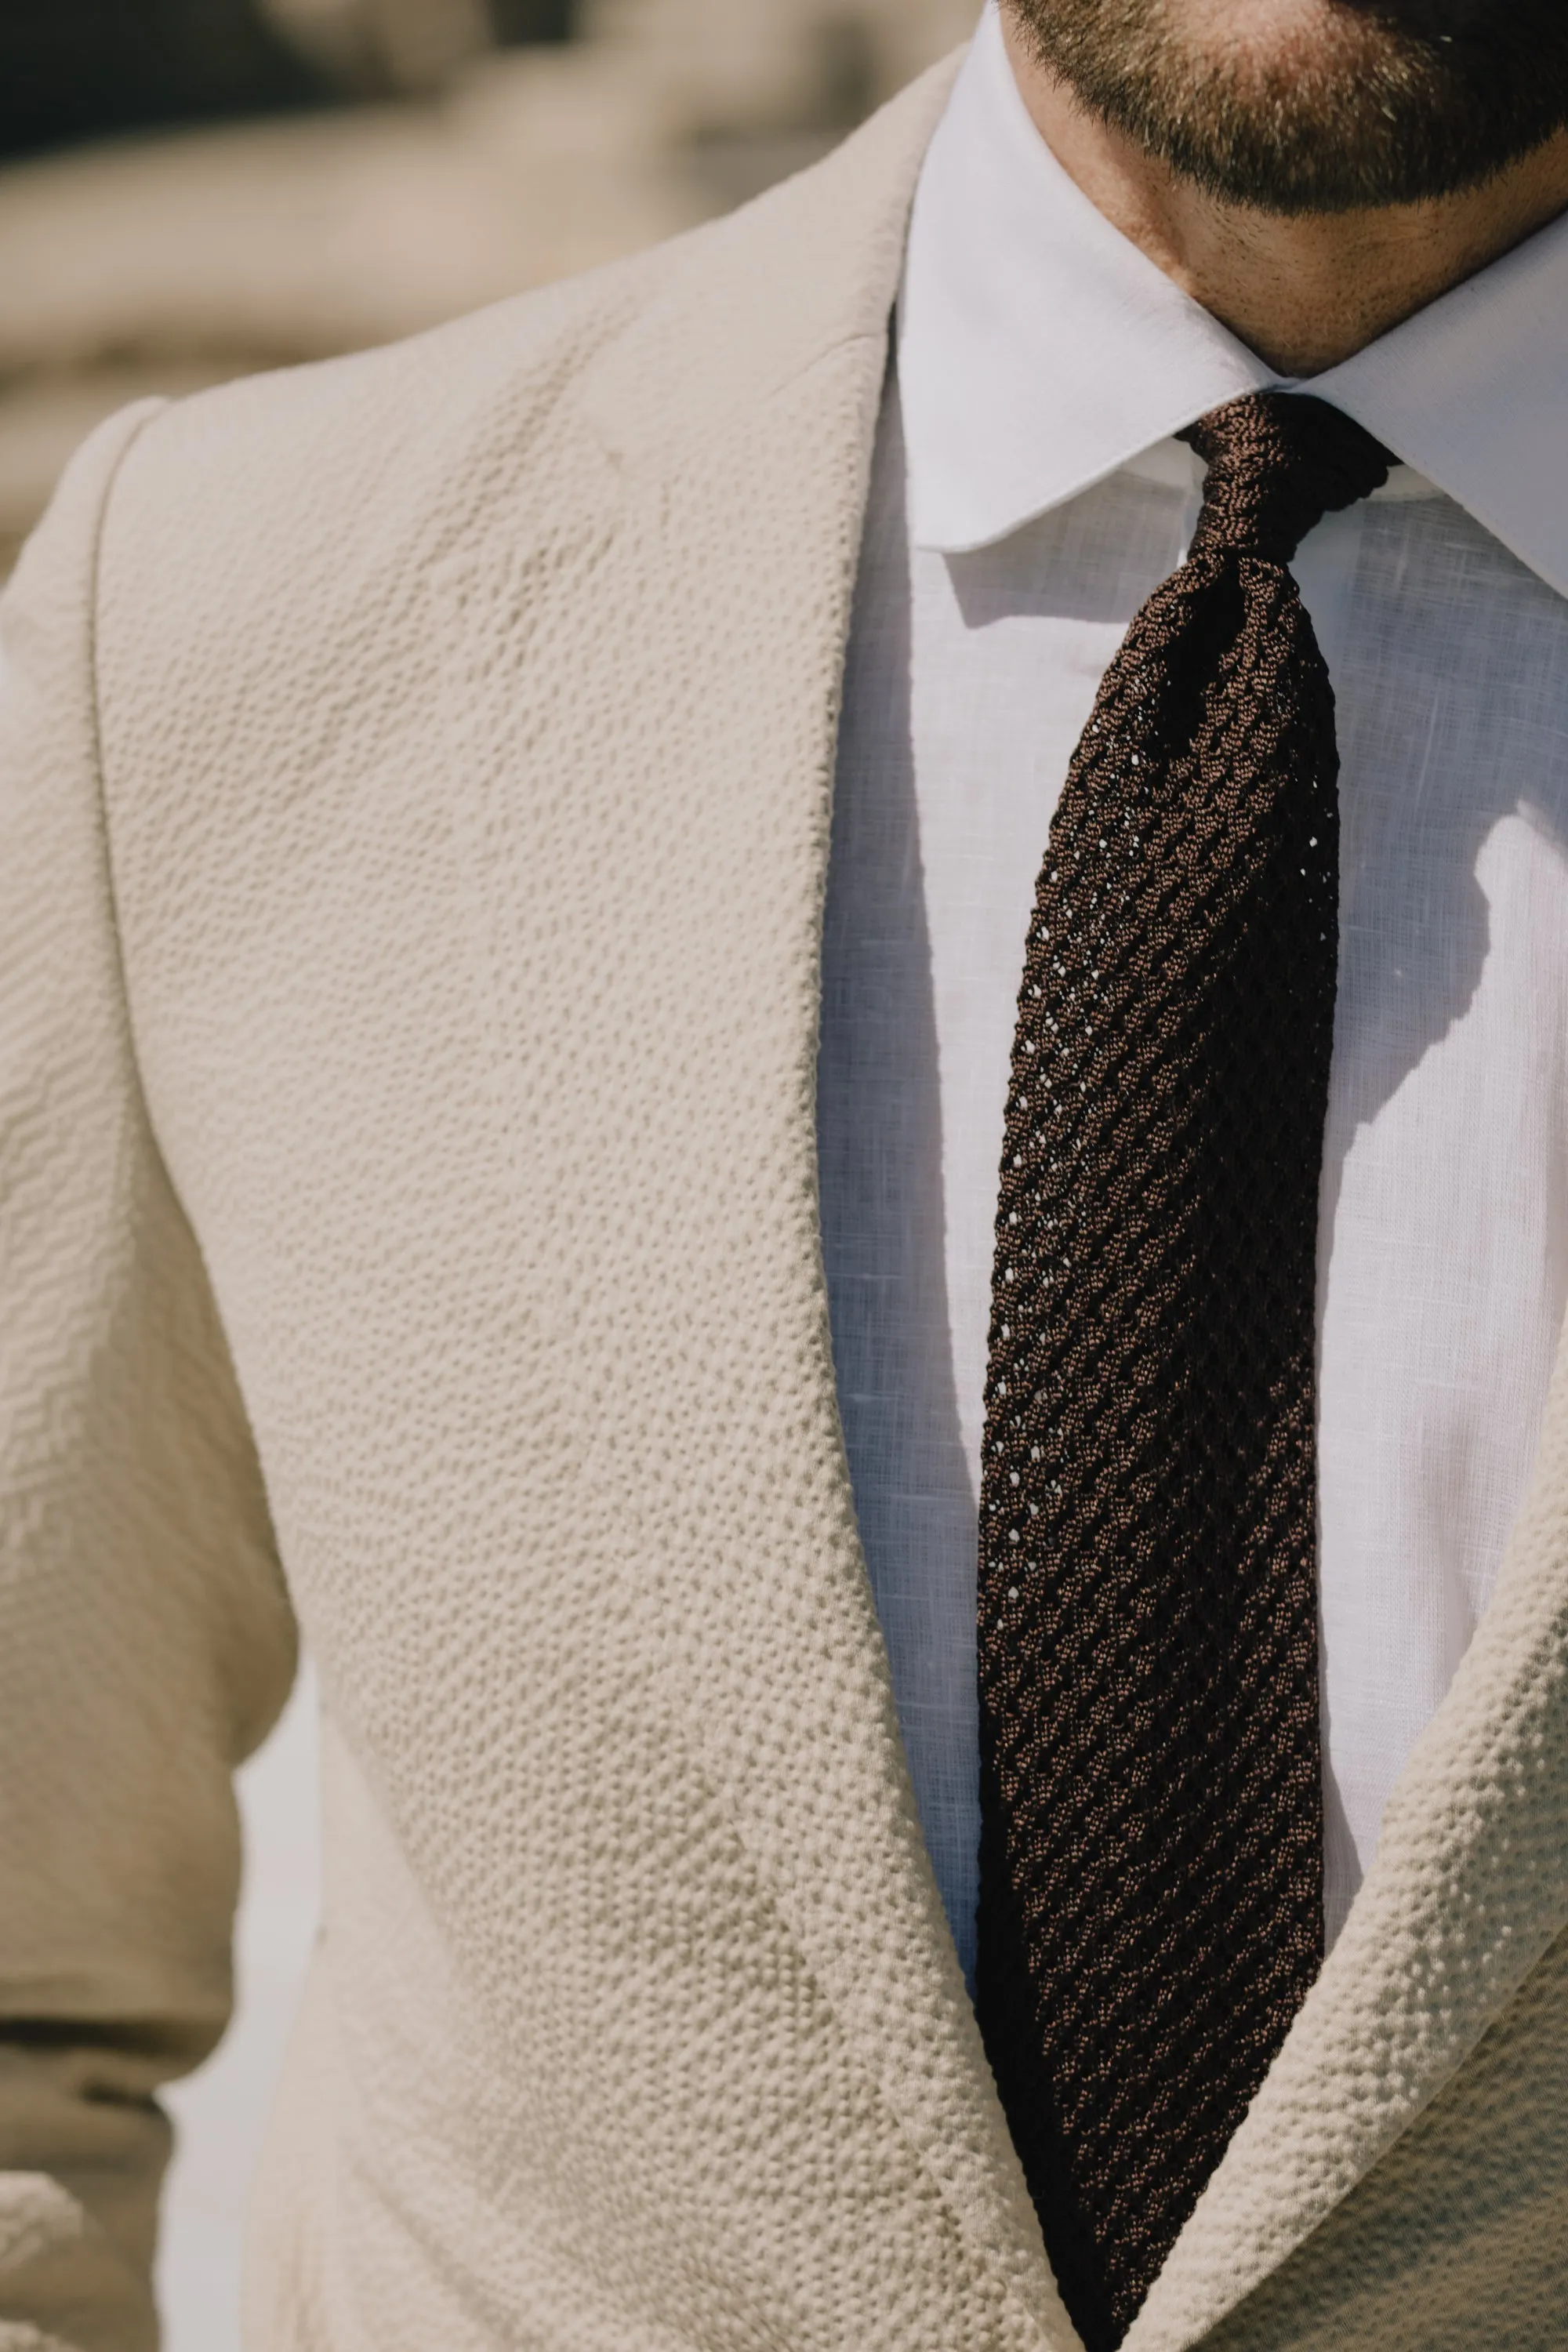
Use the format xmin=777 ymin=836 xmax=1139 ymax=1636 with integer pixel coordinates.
xmin=1005 ymin=0 xmax=1568 ymax=213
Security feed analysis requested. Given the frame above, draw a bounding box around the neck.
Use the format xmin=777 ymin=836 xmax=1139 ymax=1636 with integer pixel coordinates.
xmin=999 ymin=11 xmax=1568 ymax=375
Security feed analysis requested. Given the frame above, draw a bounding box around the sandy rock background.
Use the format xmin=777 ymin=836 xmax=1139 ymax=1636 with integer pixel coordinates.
xmin=0 ymin=0 xmax=978 ymax=577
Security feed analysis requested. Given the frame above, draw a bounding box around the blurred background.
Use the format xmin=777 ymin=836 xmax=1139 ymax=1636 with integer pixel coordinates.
xmin=0 ymin=1 xmax=978 ymax=2343
xmin=0 ymin=0 xmax=979 ymax=581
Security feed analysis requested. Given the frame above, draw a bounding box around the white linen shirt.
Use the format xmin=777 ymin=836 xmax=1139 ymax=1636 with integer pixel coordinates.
xmin=818 ymin=0 xmax=1568 ymax=1987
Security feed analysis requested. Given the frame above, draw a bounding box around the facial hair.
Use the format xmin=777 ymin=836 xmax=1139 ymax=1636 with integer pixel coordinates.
xmin=1004 ymin=0 xmax=1568 ymax=213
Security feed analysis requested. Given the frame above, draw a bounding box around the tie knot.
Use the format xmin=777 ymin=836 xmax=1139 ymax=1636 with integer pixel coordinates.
xmin=1181 ymin=391 xmax=1391 ymax=564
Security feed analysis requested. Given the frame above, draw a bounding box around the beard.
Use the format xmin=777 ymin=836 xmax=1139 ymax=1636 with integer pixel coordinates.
xmin=1004 ymin=0 xmax=1568 ymax=212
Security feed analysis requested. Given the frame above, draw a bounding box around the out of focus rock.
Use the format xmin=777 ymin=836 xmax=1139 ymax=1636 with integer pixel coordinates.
xmin=0 ymin=0 xmax=336 ymax=162
xmin=263 ymin=0 xmax=503 ymax=98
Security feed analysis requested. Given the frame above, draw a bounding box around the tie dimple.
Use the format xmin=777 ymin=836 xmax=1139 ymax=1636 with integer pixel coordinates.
xmin=975 ymin=392 xmax=1391 ymax=2352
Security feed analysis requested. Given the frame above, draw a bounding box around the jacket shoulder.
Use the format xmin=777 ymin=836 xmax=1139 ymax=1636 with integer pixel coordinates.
xmin=87 ymin=55 xmax=958 ymax=782
xmin=97 ymin=230 xmax=673 ymax=601
xmin=85 ymin=230 xmax=680 ymax=793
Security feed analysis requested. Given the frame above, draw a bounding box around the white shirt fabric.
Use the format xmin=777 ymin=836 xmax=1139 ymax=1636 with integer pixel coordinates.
xmin=818 ymin=0 xmax=1568 ymax=1991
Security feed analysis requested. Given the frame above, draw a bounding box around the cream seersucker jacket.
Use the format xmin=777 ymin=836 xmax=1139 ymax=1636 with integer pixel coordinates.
xmin=2 ymin=50 xmax=1566 ymax=2352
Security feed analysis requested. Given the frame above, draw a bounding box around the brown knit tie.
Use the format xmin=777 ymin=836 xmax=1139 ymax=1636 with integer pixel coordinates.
xmin=975 ymin=392 xmax=1391 ymax=2352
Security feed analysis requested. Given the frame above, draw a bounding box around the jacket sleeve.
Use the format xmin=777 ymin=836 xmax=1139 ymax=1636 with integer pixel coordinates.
xmin=0 ymin=408 xmax=297 ymax=2351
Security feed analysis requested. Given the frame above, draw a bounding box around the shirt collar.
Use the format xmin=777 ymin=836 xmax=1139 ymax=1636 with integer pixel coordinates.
xmin=899 ymin=0 xmax=1568 ymax=600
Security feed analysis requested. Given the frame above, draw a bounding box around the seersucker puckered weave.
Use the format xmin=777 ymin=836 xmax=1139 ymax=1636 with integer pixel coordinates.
xmin=975 ymin=392 xmax=1392 ymax=2352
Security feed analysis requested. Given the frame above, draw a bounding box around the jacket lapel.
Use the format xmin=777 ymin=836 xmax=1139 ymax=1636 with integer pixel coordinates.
xmin=1127 ymin=1306 xmax=1568 ymax=2350
xmin=436 ymin=53 xmax=1076 ymax=2352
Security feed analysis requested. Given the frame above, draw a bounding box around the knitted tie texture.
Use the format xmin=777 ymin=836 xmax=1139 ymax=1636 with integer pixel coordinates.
xmin=975 ymin=392 xmax=1390 ymax=2352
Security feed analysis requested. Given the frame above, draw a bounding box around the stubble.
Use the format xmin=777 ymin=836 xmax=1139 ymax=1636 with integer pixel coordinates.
xmin=1004 ymin=0 xmax=1568 ymax=211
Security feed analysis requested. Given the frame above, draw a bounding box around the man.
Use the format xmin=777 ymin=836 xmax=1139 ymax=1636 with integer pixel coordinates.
xmin=2 ymin=1 xmax=1567 ymax=2347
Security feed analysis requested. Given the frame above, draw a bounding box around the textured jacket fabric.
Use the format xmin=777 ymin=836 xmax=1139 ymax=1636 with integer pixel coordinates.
xmin=2 ymin=54 xmax=1566 ymax=2352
